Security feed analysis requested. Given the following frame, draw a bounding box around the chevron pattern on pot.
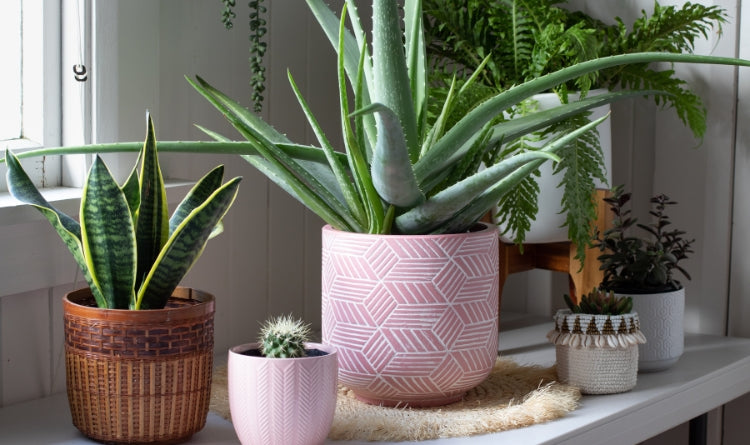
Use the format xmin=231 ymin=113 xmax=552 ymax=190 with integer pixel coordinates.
xmin=228 ymin=343 xmax=338 ymax=445
xmin=322 ymin=223 xmax=500 ymax=407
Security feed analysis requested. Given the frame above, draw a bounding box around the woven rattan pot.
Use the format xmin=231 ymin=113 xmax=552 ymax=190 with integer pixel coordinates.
xmin=547 ymin=309 xmax=646 ymax=394
xmin=63 ymin=287 xmax=215 ymax=444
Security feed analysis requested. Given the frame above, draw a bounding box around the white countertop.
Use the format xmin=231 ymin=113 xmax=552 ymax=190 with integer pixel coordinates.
xmin=2 ymin=315 xmax=750 ymax=445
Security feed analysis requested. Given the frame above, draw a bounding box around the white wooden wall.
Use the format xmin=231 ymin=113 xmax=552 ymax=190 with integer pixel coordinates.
xmin=1 ymin=1 xmax=749 ymax=442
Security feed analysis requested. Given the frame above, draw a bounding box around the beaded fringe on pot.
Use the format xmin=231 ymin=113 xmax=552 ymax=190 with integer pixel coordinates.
xmin=548 ymin=310 xmax=646 ymax=394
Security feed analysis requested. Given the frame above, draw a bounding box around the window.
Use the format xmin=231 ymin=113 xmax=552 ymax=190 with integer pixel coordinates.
xmin=0 ymin=0 xmax=63 ymax=192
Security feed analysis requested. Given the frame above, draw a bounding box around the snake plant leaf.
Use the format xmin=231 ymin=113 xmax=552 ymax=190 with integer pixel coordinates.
xmin=354 ymin=103 xmax=425 ymax=208
xmin=121 ymin=153 xmax=141 ymax=220
xmin=169 ymin=165 xmax=225 ymax=235
xmin=136 ymin=176 xmax=242 ymax=309
xmin=135 ymin=115 xmax=169 ymax=290
xmin=81 ymin=156 xmax=137 ymax=309
xmin=4 ymin=150 xmax=108 ymax=307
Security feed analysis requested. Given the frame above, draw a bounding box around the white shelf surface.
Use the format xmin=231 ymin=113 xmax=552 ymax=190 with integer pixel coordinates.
xmin=2 ymin=316 xmax=750 ymax=445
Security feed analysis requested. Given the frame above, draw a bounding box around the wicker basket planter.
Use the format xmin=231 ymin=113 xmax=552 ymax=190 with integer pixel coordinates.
xmin=63 ymin=287 xmax=215 ymax=444
xmin=547 ymin=309 xmax=646 ymax=394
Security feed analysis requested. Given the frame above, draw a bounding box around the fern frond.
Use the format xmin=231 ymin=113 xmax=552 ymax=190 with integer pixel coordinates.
xmin=550 ymin=114 xmax=607 ymax=263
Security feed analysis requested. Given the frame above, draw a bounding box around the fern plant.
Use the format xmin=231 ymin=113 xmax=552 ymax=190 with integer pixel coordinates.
xmin=423 ymin=0 xmax=727 ymax=258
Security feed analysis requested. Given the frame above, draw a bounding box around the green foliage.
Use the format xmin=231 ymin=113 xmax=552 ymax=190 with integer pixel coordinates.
xmin=564 ymin=288 xmax=633 ymax=315
xmin=595 ymin=185 xmax=694 ymax=293
xmin=422 ymin=0 xmax=726 ymax=254
xmin=220 ymin=0 xmax=267 ymax=113
xmin=4 ymin=1 xmax=750 ymax=241
xmin=4 ymin=115 xmax=242 ymax=309
xmin=259 ymin=315 xmax=312 ymax=358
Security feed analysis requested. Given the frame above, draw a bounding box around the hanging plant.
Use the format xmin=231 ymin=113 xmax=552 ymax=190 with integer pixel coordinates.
xmin=220 ymin=0 xmax=267 ymax=113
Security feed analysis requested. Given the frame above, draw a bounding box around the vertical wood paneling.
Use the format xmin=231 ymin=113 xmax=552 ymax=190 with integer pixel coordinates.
xmin=1 ymin=290 xmax=51 ymax=405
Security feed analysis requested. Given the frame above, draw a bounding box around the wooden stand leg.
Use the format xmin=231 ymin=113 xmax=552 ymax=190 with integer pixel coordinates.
xmin=497 ymin=189 xmax=612 ymax=306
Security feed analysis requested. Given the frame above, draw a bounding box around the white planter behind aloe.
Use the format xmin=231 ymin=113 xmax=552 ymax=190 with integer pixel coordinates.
xmin=495 ymin=91 xmax=612 ymax=244
xmin=548 ymin=309 xmax=646 ymax=394
xmin=619 ymin=288 xmax=685 ymax=372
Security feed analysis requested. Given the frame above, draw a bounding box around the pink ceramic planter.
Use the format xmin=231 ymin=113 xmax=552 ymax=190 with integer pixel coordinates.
xmin=321 ymin=222 xmax=500 ymax=407
xmin=228 ymin=342 xmax=338 ymax=445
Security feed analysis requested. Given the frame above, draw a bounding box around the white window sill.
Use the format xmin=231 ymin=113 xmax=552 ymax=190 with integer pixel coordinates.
xmin=0 ymin=180 xmax=195 ymax=228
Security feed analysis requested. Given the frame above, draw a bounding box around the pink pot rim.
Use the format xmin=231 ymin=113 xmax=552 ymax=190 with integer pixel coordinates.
xmin=322 ymin=221 xmax=495 ymax=240
xmin=229 ymin=342 xmax=337 ymax=361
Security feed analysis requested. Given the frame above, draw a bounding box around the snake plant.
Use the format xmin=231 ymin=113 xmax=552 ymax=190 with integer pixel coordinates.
xmin=4 ymin=115 xmax=242 ymax=310
xmin=4 ymin=0 xmax=750 ymax=239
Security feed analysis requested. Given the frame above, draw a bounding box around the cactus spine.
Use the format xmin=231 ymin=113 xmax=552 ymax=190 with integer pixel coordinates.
xmin=259 ymin=315 xmax=311 ymax=358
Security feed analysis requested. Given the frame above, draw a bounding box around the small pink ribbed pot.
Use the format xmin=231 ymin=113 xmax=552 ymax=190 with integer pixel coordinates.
xmin=322 ymin=222 xmax=500 ymax=407
xmin=228 ymin=342 xmax=338 ymax=445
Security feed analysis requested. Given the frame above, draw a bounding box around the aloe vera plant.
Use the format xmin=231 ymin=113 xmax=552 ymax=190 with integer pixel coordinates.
xmin=4 ymin=0 xmax=750 ymax=239
xmin=4 ymin=115 xmax=242 ymax=310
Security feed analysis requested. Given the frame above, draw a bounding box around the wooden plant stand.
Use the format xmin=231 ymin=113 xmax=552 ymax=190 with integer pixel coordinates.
xmin=497 ymin=189 xmax=612 ymax=304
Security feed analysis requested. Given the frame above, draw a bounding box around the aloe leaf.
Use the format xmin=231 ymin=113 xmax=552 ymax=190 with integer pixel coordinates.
xmin=336 ymin=11 xmax=383 ymax=232
xmin=395 ymin=150 xmax=560 ymax=234
xmin=189 ymin=75 xmax=360 ymax=231
xmin=405 ymin=0 xmax=427 ymax=139
xmin=81 ymin=156 xmax=136 ymax=309
xmin=434 ymin=115 xmax=610 ymax=234
xmin=415 ymin=52 xmax=750 ymax=182
xmin=4 ymin=150 xmax=108 ymax=307
xmin=170 ymin=165 xmax=225 ymax=234
xmin=136 ymin=177 xmax=242 ymax=309
xmin=354 ymin=103 xmax=425 ymax=208
xmin=135 ymin=115 xmax=169 ymax=292
xmin=306 ymin=0 xmax=377 ymax=149
xmin=372 ymin=0 xmax=419 ymax=161
xmin=288 ymin=69 xmax=366 ymax=227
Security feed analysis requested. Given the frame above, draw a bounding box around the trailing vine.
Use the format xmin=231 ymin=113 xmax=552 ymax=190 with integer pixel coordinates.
xmin=220 ymin=0 xmax=267 ymax=113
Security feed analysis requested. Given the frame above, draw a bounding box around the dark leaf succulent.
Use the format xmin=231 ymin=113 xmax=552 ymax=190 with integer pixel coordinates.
xmin=595 ymin=185 xmax=694 ymax=293
xmin=564 ymin=287 xmax=633 ymax=315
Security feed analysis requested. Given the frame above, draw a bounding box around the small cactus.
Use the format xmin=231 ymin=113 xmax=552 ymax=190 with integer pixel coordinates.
xmin=259 ymin=315 xmax=311 ymax=358
xmin=564 ymin=288 xmax=633 ymax=315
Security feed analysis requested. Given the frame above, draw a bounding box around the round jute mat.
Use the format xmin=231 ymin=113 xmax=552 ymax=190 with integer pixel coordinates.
xmin=210 ymin=356 xmax=580 ymax=441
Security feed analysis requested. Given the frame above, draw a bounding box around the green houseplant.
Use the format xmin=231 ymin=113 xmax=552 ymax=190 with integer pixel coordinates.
xmin=594 ymin=185 xmax=693 ymax=372
xmin=423 ymin=0 xmax=727 ymax=253
xmin=3 ymin=0 xmax=750 ymax=405
xmin=548 ymin=288 xmax=645 ymax=394
xmin=228 ymin=315 xmax=338 ymax=445
xmin=5 ymin=115 xmax=242 ymax=444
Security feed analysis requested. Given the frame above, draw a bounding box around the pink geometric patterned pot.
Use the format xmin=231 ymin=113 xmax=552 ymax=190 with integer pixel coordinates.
xmin=228 ymin=342 xmax=338 ymax=445
xmin=321 ymin=222 xmax=499 ymax=407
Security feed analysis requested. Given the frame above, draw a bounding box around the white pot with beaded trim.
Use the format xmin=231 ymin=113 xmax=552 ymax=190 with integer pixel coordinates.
xmin=548 ymin=309 xmax=646 ymax=394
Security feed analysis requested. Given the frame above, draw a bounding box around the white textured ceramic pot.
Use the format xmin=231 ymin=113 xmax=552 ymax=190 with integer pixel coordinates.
xmin=548 ymin=309 xmax=646 ymax=394
xmin=321 ymin=222 xmax=499 ymax=407
xmin=495 ymin=90 xmax=612 ymax=243
xmin=228 ymin=342 xmax=338 ymax=445
xmin=623 ymin=288 xmax=685 ymax=372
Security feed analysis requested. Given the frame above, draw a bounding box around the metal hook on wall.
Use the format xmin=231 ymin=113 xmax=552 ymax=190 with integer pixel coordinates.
xmin=73 ymin=64 xmax=88 ymax=82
